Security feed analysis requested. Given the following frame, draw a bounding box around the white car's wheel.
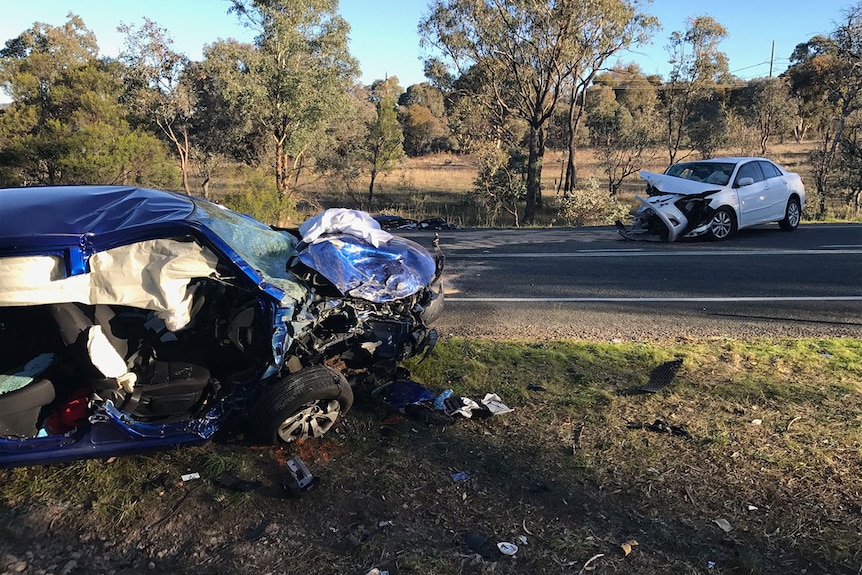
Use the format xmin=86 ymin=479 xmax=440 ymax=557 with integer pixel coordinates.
xmin=707 ymin=207 xmax=737 ymax=241
xmin=779 ymin=197 xmax=801 ymax=231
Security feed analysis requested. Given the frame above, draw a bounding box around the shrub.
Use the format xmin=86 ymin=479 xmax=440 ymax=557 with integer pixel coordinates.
xmin=222 ymin=169 xmax=296 ymax=226
xmin=553 ymin=178 xmax=632 ymax=226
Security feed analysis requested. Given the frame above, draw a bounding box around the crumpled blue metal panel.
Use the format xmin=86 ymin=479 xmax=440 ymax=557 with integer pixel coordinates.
xmin=297 ymin=234 xmax=436 ymax=303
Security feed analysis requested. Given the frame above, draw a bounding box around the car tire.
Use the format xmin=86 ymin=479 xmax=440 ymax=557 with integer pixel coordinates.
xmin=707 ymin=207 xmax=737 ymax=241
xmin=253 ymin=365 xmax=353 ymax=444
xmin=779 ymin=197 xmax=801 ymax=231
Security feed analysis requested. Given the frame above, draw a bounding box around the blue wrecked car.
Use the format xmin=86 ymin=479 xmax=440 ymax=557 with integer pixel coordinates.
xmin=0 ymin=186 xmax=443 ymax=467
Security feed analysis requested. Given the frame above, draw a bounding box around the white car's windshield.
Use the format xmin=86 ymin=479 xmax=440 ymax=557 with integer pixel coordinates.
xmin=665 ymin=162 xmax=736 ymax=186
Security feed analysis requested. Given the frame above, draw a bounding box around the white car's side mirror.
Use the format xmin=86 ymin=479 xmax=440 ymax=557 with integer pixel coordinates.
xmin=737 ymin=177 xmax=754 ymax=187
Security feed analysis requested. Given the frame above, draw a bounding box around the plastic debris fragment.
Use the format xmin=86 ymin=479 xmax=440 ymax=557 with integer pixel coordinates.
xmin=641 ymin=358 xmax=683 ymax=393
xmin=283 ymin=456 xmax=317 ymax=497
xmin=481 ymin=393 xmax=513 ymax=415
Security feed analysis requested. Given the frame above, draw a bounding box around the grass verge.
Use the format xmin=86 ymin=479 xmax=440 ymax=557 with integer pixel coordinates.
xmin=2 ymin=336 xmax=860 ymax=574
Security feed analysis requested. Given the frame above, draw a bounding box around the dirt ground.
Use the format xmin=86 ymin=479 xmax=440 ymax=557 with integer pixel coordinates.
xmin=2 ymin=397 xmax=853 ymax=575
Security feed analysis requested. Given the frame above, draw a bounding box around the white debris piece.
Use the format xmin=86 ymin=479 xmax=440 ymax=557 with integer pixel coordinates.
xmin=300 ymin=208 xmax=392 ymax=248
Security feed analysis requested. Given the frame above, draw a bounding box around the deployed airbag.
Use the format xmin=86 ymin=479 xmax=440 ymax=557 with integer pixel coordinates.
xmin=0 ymin=239 xmax=219 ymax=331
xmin=300 ymin=208 xmax=393 ymax=248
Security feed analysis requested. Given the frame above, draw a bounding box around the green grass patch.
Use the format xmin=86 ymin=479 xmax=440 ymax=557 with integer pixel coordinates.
xmin=2 ymin=336 xmax=861 ymax=574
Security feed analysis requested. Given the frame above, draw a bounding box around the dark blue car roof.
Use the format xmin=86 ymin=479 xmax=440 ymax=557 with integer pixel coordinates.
xmin=0 ymin=185 xmax=196 ymax=239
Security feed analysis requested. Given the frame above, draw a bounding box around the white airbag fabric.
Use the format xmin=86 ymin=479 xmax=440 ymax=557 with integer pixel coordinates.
xmin=0 ymin=240 xmax=219 ymax=331
xmin=299 ymin=208 xmax=392 ymax=248
xmin=86 ymin=325 xmax=129 ymax=378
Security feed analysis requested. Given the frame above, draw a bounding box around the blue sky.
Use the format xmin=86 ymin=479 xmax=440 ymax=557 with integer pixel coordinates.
xmin=0 ymin=0 xmax=851 ymax=92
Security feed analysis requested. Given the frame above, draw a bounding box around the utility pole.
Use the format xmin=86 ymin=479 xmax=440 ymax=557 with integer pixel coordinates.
xmin=769 ymin=40 xmax=775 ymax=77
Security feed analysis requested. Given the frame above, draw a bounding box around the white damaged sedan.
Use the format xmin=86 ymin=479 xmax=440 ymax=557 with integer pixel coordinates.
xmin=616 ymin=157 xmax=806 ymax=241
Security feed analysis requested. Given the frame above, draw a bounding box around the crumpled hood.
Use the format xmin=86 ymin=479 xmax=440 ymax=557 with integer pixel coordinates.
xmin=639 ymin=171 xmax=723 ymax=196
xmin=296 ymin=234 xmax=437 ymax=303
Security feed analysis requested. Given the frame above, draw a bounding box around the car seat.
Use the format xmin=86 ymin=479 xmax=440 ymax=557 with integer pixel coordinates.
xmin=50 ymin=303 xmax=212 ymax=422
xmin=0 ymin=307 xmax=59 ymax=437
xmin=0 ymin=377 xmax=56 ymax=437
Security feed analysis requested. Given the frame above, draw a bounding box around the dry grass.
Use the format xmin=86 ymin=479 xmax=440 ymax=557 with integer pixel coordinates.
xmin=311 ymin=143 xmax=825 ymax=225
xmin=3 ymin=337 xmax=860 ymax=574
xmin=199 ymin=141 xmax=845 ymax=228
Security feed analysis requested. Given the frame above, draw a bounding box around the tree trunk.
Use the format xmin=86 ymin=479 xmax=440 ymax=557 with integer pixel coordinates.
xmin=564 ymin=82 xmax=591 ymax=195
xmin=275 ymin=139 xmax=287 ymax=201
xmin=180 ymin=159 xmax=190 ymax=195
xmin=165 ymin=124 xmax=192 ymax=195
xmin=536 ymin=127 xmax=545 ymax=209
xmin=563 ymin=84 xmax=578 ymax=195
xmin=523 ymin=124 xmax=543 ymax=225
xmin=170 ymin=142 xmax=190 ymax=194
xmin=564 ymin=148 xmax=576 ymax=196
xmin=816 ymin=156 xmax=829 ymax=218
xmin=368 ymin=171 xmax=377 ymax=204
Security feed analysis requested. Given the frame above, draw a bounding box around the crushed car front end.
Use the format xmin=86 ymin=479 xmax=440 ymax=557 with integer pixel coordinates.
xmin=286 ymin=213 xmax=444 ymax=384
xmin=617 ymin=170 xmax=738 ymax=242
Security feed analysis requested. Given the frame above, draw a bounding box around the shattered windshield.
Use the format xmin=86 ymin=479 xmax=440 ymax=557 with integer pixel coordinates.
xmin=665 ymin=162 xmax=736 ymax=186
xmin=190 ymin=199 xmax=306 ymax=301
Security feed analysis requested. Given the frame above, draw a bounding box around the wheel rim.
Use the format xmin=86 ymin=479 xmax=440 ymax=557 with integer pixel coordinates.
xmin=788 ymin=201 xmax=800 ymax=227
xmin=277 ymin=399 xmax=341 ymax=442
xmin=710 ymin=211 xmax=733 ymax=239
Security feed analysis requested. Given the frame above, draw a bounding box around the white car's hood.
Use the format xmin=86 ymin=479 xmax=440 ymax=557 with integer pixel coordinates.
xmin=639 ymin=171 xmax=724 ymax=196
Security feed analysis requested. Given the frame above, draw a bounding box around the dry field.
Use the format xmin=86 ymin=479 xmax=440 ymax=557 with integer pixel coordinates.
xmin=295 ymin=142 xmax=820 ymax=227
xmin=201 ymin=141 xmax=827 ymax=228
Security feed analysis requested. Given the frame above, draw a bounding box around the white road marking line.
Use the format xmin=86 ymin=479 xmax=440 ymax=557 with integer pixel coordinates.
xmin=446 ymin=249 xmax=862 ymax=258
xmin=445 ymin=296 xmax=862 ymax=302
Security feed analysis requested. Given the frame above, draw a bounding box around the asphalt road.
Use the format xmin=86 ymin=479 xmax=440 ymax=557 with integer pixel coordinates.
xmin=400 ymin=222 xmax=862 ymax=341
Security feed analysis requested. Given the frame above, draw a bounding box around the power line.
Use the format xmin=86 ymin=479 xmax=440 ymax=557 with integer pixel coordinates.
xmin=729 ymin=61 xmax=773 ymax=73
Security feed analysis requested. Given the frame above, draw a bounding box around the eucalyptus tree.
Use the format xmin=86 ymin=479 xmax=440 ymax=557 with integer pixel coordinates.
xmin=185 ymin=41 xmax=265 ymax=200
xmin=585 ymin=67 xmax=661 ymax=195
xmin=230 ymin=0 xmax=357 ymax=200
xmin=787 ymin=2 xmax=862 ymax=216
xmin=119 ymin=18 xmax=194 ymax=194
xmin=226 ymin=0 xmax=359 ymax=202
xmin=313 ymin=82 xmax=374 ymax=201
xmin=399 ymin=83 xmax=450 ymax=155
xmin=436 ymin=63 xmax=508 ymax=154
xmin=735 ymin=77 xmax=798 ymax=155
xmin=420 ymin=0 xmax=656 ymax=224
xmin=0 ymin=14 xmax=99 ymax=184
xmin=0 ymin=14 xmax=176 ymax=187
xmin=661 ymin=16 xmax=729 ymax=166
xmin=399 ymin=103 xmax=450 ymax=155
xmin=557 ymin=2 xmax=657 ymax=195
xmin=364 ymin=76 xmax=404 ymax=203
xmin=399 ymin=83 xmax=447 ymax=117
xmin=835 ymin=126 xmax=862 ymax=214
